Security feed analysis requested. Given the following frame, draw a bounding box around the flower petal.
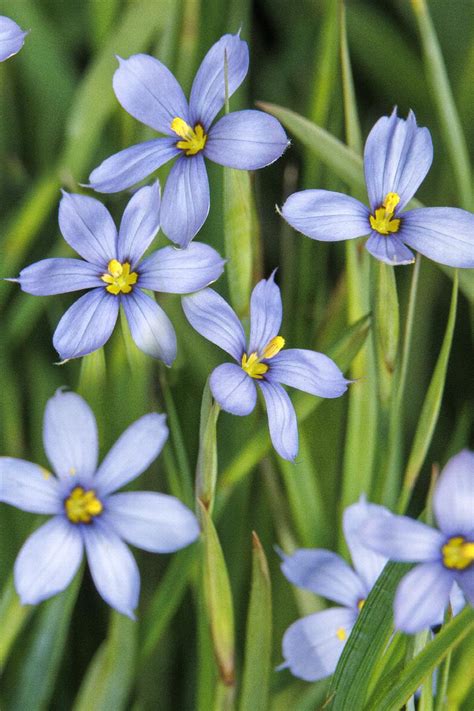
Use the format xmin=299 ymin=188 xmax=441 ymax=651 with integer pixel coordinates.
xmin=0 ymin=458 xmax=61 ymax=514
xmin=248 ymin=273 xmax=282 ymax=353
xmin=360 ymin=514 xmax=444 ymax=562
xmin=433 ymin=450 xmax=474 ymax=538
xmin=343 ymin=497 xmax=391 ymax=591
xmin=88 ymin=138 xmax=179 ymax=193
xmin=160 ymin=154 xmax=210 ymax=248
xmin=118 ymin=182 xmax=161 ymax=267
xmin=104 ymin=492 xmax=200 ymax=553
xmin=455 ymin=568 xmax=474 ymax=606
xmin=95 ymin=413 xmax=168 ymax=496
xmin=281 ymin=608 xmax=357 ymax=682
xmin=17 ymin=258 xmax=103 ymax=295
xmin=122 ymin=289 xmax=177 ymax=364
xmin=14 ymin=517 xmax=83 ymax=605
xmin=394 ymin=562 xmax=453 ymax=633
xmin=83 ymin=520 xmax=139 ymax=618
xmin=0 ymin=15 xmax=27 ymax=62
xmin=258 ymin=380 xmax=298 ymax=461
xmin=181 ymin=288 xmax=246 ymax=361
xmin=43 ymin=389 xmax=98 ymax=481
xmin=269 ymin=349 xmax=349 ymax=398
xmin=364 ymin=110 xmax=433 ymax=212
xmin=53 ymin=289 xmax=119 ymax=361
xmin=205 ymin=110 xmax=288 ymax=169
xmin=281 ymin=190 xmax=370 ymax=242
xmin=365 ymin=232 xmax=415 ymax=265
xmin=399 ymin=208 xmax=474 ymax=268
xmin=209 ymin=363 xmax=257 ymax=416
xmin=58 ymin=192 xmax=117 ymax=267
xmin=139 ymin=242 xmax=225 ymax=293
xmin=189 ymin=33 xmax=249 ymax=129
xmin=113 ymin=53 xmax=189 ymax=134
xmin=281 ymin=549 xmax=365 ymax=608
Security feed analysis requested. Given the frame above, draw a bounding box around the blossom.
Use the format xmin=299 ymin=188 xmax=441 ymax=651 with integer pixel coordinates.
xmin=281 ymin=110 xmax=474 ymax=267
xmin=0 ymin=16 xmax=27 ymax=62
xmin=13 ymin=182 xmax=225 ymax=362
xmin=359 ymin=450 xmax=474 ymax=633
xmin=279 ymin=498 xmax=390 ymax=681
xmin=182 ymin=273 xmax=349 ymax=461
xmin=87 ymin=33 xmax=289 ymax=247
xmin=0 ymin=389 xmax=200 ymax=618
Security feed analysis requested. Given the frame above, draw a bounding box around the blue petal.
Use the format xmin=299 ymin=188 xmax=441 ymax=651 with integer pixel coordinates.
xmin=209 ymin=363 xmax=257 ymax=416
xmin=88 ymin=138 xmax=179 ymax=193
xmin=281 ymin=190 xmax=369 ymax=242
xmin=400 ymin=208 xmax=474 ymax=268
xmin=189 ymin=33 xmax=249 ymax=129
xmin=0 ymin=15 xmax=27 ymax=62
xmin=205 ymin=110 xmax=288 ymax=169
xmin=433 ymin=450 xmax=474 ymax=538
xmin=113 ymin=54 xmax=189 ymax=134
xmin=360 ymin=514 xmax=444 ymax=562
xmin=139 ymin=242 xmax=225 ymax=293
xmin=394 ymin=562 xmax=453 ymax=633
xmin=59 ymin=192 xmax=117 ymax=267
xmin=181 ymin=288 xmax=246 ymax=361
xmin=365 ymin=231 xmax=415 ymax=265
xmin=343 ymin=497 xmax=391 ymax=591
xmin=95 ymin=413 xmax=168 ymax=496
xmin=248 ymin=273 xmax=282 ymax=354
xmin=456 ymin=567 xmax=474 ymax=606
xmin=258 ymin=380 xmax=298 ymax=461
xmin=364 ymin=109 xmax=433 ymax=212
xmin=17 ymin=258 xmax=103 ymax=295
xmin=0 ymin=458 xmax=61 ymax=514
xmin=269 ymin=349 xmax=349 ymax=398
xmin=104 ymin=492 xmax=200 ymax=553
xmin=53 ymin=289 xmax=119 ymax=361
xmin=14 ymin=517 xmax=83 ymax=605
xmin=118 ymin=182 xmax=161 ymax=267
xmin=122 ymin=289 xmax=177 ymax=364
xmin=43 ymin=389 xmax=98 ymax=481
xmin=160 ymin=155 xmax=210 ymax=247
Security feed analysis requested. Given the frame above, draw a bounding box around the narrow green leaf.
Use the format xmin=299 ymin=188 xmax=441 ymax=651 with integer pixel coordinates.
xmin=195 ymin=380 xmax=220 ymax=513
xmin=0 ymin=577 xmax=32 ymax=671
xmin=374 ymin=262 xmax=399 ymax=384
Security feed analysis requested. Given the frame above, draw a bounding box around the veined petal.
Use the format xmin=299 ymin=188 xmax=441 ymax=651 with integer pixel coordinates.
xmin=83 ymin=520 xmax=139 ymax=618
xmin=269 ymin=349 xmax=349 ymax=399
xmin=205 ymin=110 xmax=288 ymax=169
xmin=394 ymin=562 xmax=453 ymax=633
xmin=364 ymin=110 xmax=433 ymax=212
xmin=88 ymin=138 xmax=179 ymax=194
xmin=104 ymin=492 xmax=200 ymax=553
xmin=189 ymin=33 xmax=249 ymax=129
xmin=139 ymin=242 xmax=225 ymax=293
xmin=281 ymin=190 xmax=369 ymax=242
xmin=0 ymin=15 xmax=27 ymax=62
xmin=365 ymin=231 xmax=415 ymax=265
xmin=0 ymin=458 xmax=61 ymax=514
xmin=118 ymin=182 xmax=161 ymax=267
xmin=14 ymin=517 xmax=83 ymax=605
xmin=95 ymin=413 xmax=168 ymax=496
xmin=160 ymin=155 xmax=210 ymax=248
xmin=58 ymin=192 xmax=117 ymax=267
xmin=122 ymin=289 xmax=177 ymax=364
xmin=248 ymin=273 xmax=282 ymax=354
xmin=433 ymin=450 xmax=474 ymax=538
xmin=17 ymin=258 xmax=103 ymax=295
xmin=282 ymin=608 xmax=357 ymax=682
xmin=209 ymin=363 xmax=257 ymax=416
xmin=400 ymin=208 xmax=474 ymax=268
xmin=113 ymin=53 xmax=189 ymax=134
xmin=43 ymin=389 xmax=98 ymax=481
xmin=182 ymin=288 xmax=246 ymax=361
xmin=53 ymin=289 xmax=119 ymax=361
xmin=343 ymin=497 xmax=391 ymax=591
xmin=258 ymin=380 xmax=298 ymax=461
xmin=360 ymin=514 xmax=444 ymax=562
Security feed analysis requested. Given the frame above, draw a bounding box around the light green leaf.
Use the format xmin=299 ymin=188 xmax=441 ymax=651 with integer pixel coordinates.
xmin=224 ymin=167 xmax=254 ymax=318
xmin=0 ymin=577 xmax=32 ymax=672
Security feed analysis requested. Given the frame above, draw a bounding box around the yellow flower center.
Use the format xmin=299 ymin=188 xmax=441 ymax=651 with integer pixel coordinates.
xmin=65 ymin=486 xmax=103 ymax=524
xmin=369 ymin=192 xmax=401 ymax=235
xmin=171 ymin=117 xmax=207 ymax=156
xmin=442 ymin=536 xmax=474 ymax=570
xmin=101 ymin=259 xmax=138 ymax=295
xmin=336 ymin=627 xmax=347 ymax=641
xmin=241 ymin=336 xmax=285 ymax=379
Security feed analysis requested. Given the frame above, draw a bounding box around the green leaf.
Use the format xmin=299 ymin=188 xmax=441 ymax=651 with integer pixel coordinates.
xmin=195 ymin=381 xmax=220 ymax=513
xmin=0 ymin=577 xmax=32 ymax=672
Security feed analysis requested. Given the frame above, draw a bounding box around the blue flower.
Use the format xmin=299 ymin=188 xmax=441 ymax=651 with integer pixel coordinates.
xmin=360 ymin=450 xmax=474 ymax=633
xmin=0 ymin=16 xmax=27 ymax=62
xmin=87 ymin=33 xmax=289 ymax=248
xmin=13 ymin=182 xmax=225 ymax=362
xmin=279 ymin=498 xmax=390 ymax=681
xmin=0 ymin=389 xmax=200 ymax=618
xmin=182 ymin=273 xmax=349 ymax=461
xmin=281 ymin=110 xmax=474 ymax=267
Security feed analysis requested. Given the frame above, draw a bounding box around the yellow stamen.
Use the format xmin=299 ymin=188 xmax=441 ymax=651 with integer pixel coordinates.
xmin=261 ymin=336 xmax=285 ymax=359
xmin=65 ymin=486 xmax=103 ymax=524
xmin=442 ymin=536 xmax=474 ymax=570
xmin=357 ymin=598 xmax=365 ymax=611
xmin=101 ymin=259 xmax=138 ymax=295
xmin=336 ymin=627 xmax=347 ymax=641
xmin=171 ymin=117 xmax=207 ymax=156
xmin=369 ymin=191 xmax=401 ymax=235
xmin=241 ymin=336 xmax=285 ymax=379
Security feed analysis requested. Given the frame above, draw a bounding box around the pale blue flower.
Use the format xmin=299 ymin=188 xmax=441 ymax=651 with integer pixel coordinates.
xmin=0 ymin=16 xmax=27 ymax=62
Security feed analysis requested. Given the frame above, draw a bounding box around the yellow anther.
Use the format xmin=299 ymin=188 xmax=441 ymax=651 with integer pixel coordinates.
xmin=336 ymin=627 xmax=347 ymax=641
xmin=65 ymin=486 xmax=103 ymax=524
xmin=357 ymin=599 xmax=365 ymax=611
xmin=101 ymin=259 xmax=138 ymax=295
xmin=241 ymin=335 xmax=285 ymax=379
xmin=171 ymin=117 xmax=207 ymax=156
xmin=442 ymin=536 xmax=474 ymax=570
xmin=262 ymin=336 xmax=285 ymax=360
xmin=369 ymin=191 xmax=401 ymax=235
